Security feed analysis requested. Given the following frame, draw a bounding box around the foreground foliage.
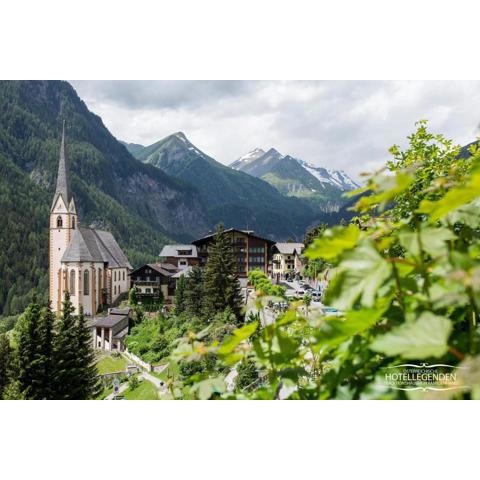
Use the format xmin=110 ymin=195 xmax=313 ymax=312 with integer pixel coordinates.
xmin=159 ymin=122 xmax=480 ymax=399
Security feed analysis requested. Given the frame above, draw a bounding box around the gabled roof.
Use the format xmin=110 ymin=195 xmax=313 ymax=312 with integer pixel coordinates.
xmin=94 ymin=230 xmax=132 ymax=269
xmin=192 ymin=228 xmax=276 ymax=246
xmin=274 ymin=243 xmax=305 ymax=255
xmin=128 ymin=262 xmax=180 ymax=278
xmin=159 ymin=244 xmax=198 ymax=258
xmin=62 ymin=227 xmax=132 ymax=269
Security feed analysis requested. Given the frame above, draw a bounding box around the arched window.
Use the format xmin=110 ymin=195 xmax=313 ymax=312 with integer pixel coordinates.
xmin=70 ymin=269 xmax=75 ymax=296
xmin=72 ymin=217 xmax=76 ymax=229
xmin=114 ymin=285 xmax=117 ymax=295
xmin=98 ymin=268 xmax=102 ymax=290
xmin=84 ymin=270 xmax=90 ymax=295
xmin=114 ymin=270 xmax=117 ymax=281
xmin=123 ymin=271 xmax=125 ymax=281
xmin=56 ymin=216 xmax=63 ymax=228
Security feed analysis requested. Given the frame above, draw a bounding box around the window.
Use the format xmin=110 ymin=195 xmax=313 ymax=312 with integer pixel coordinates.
xmin=146 ymin=288 xmax=151 ymax=293
xmin=114 ymin=285 xmax=117 ymax=295
xmin=83 ymin=270 xmax=90 ymax=295
xmin=123 ymin=271 xmax=125 ymax=281
xmin=114 ymin=270 xmax=117 ymax=281
xmin=69 ymin=269 xmax=75 ymax=295
xmin=98 ymin=268 xmax=102 ymax=291
xmin=72 ymin=217 xmax=76 ymax=229
xmin=56 ymin=216 xmax=63 ymax=228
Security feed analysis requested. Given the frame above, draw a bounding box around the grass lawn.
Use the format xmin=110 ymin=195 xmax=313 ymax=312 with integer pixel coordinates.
xmin=124 ymin=380 xmax=159 ymax=400
xmin=96 ymin=354 xmax=128 ymax=375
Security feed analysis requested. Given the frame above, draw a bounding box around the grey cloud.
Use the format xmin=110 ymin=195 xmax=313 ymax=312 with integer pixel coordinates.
xmin=70 ymin=80 xmax=480 ymax=178
xmin=71 ymin=80 xmax=259 ymax=110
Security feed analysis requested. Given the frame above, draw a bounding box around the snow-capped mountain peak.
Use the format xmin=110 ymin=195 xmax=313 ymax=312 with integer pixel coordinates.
xmin=298 ymin=159 xmax=360 ymax=191
xmin=229 ymin=148 xmax=266 ymax=169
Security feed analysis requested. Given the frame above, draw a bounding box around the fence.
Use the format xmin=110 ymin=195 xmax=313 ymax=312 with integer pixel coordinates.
xmin=124 ymin=349 xmax=153 ymax=372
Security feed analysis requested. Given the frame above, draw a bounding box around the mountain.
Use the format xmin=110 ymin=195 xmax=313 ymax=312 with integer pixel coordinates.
xmin=229 ymin=148 xmax=265 ymax=170
xmin=120 ymin=140 xmax=145 ymax=157
xmin=230 ymin=147 xmax=360 ymax=210
xmin=131 ymin=133 xmax=322 ymax=239
xmin=297 ymin=159 xmax=360 ymax=191
xmin=0 ymin=80 xmax=210 ymax=316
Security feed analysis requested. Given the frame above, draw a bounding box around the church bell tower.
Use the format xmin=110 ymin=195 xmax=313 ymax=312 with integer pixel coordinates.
xmin=49 ymin=121 xmax=77 ymax=313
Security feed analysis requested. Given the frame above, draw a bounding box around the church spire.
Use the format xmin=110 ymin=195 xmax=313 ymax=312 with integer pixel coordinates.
xmin=51 ymin=120 xmax=71 ymax=211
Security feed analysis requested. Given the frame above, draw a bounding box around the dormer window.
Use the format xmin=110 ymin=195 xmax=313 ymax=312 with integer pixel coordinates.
xmin=56 ymin=216 xmax=63 ymax=228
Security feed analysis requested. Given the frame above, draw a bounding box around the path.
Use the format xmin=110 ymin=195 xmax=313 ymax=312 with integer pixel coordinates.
xmin=105 ymin=382 xmax=129 ymax=400
xmin=104 ymin=354 xmax=170 ymax=399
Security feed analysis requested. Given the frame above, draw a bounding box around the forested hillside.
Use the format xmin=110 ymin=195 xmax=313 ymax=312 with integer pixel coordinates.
xmin=0 ymin=81 xmax=209 ymax=316
xmin=132 ymin=132 xmax=322 ymax=238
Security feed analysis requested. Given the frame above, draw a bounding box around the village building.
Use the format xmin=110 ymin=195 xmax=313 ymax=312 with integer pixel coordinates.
xmin=272 ymin=243 xmax=305 ymax=278
xmin=159 ymin=244 xmax=198 ymax=269
xmin=91 ymin=307 xmax=131 ymax=351
xmin=192 ymin=229 xmax=275 ymax=278
xmin=49 ymin=123 xmax=132 ymax=316
xmin=129 ymin=263 xmax=181 ymax=303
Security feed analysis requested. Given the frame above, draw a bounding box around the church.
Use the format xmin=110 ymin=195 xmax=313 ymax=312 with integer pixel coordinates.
xmin=49 ymin=123 xmax=132 ymax=316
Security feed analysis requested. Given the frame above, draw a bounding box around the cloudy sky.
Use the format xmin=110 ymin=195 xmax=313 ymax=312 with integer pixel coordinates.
xmin=71 ymin=81 xmax=480 ymax=178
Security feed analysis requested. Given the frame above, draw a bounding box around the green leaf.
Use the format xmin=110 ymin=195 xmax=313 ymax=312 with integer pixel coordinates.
xmin=325 ymin=242 xmax=392 ymax=310
xmin=217 ymin=321 xmax=258 ymax=356
xmin=398 ymin=226 xmax=455 ymax=258
xmin=315 ymin=300 xmax=390 ymax=349
xmin=370 ymin=312 xmax=452 ymax=359
xmin=354 ymin=172 xmax=413 ymax=213
xmin=305 ymin=224 xmax=361 ymax=261
xmin=418 ymin=171 xmax=480 ymax=221
xmin=192 ymin=377 xmax=226 ymax=400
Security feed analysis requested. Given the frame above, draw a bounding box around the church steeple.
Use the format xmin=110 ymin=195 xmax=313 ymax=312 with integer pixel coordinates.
xmin=51 ymin=120 xmax=71 ymax=211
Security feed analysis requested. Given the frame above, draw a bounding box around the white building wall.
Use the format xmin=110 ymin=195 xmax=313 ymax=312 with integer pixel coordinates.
xmin=109 ymin=267 xmax=130 ymax=303
xmin=62 ymin=261 xmax=103 ymax=315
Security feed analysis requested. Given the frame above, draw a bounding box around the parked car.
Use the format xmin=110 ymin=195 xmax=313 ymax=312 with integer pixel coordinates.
xmin=311 ymin=291 xmax=322 ymax=301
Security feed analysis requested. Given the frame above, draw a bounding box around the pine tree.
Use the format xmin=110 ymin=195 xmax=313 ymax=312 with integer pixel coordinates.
xmin=0 ymin=333 xmax=12 ymax=398
xmin=184 ymin=266 xmax=204 ymax=318
xmin=35 ymin=304 xmax=55 ymax=399
xmin=174 ymin=274 xmax=186 ymax=315
xmin=202 ymin=224 xmax=243 ymax=320
xmin=16 ymin=299 xmax=43 ymax=398
xmin=52 ymin=292 xmax=79 ymax=399
xmin=72 ymin=306 xmax=99 ymax=399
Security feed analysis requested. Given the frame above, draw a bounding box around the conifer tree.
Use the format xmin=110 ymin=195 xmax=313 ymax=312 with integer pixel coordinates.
xmin=0 ymin=334 xmax=12 ymax=398
xmin=202 ymin=224 xmax=243 ymax=320
xmin=52 ymin=292 xmax=79 ymax=399
xmin=16 ymin=299 xmax=42 ymax=398
xmin=72 ymin=306 xmax=99 ymax=399
xmin=184 ymin=266 xmax=204 ymax=317
xmin=175 ymin=274 xmax=186 ymax=315
xmin=35 ymin=304 xmax=55 ymax=399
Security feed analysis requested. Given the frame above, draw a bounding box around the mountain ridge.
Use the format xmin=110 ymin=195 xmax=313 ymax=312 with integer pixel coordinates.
xmin=230 ymin=146 xmax=359 ymax=210
xmin=130 ymin=133 xmax=324 ymax=239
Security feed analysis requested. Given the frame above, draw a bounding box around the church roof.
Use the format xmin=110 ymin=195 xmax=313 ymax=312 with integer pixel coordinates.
xmin=62 ymin=227 xmax=132 ymax=269
xmin=51 ymin=121 xmax=71 ymax=211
